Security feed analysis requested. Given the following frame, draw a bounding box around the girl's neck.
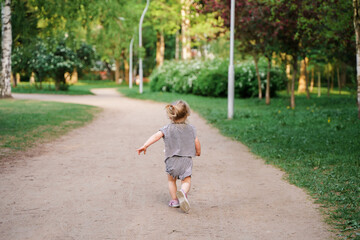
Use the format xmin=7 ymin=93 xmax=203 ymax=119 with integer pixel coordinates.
xmin=172 ymin=117 xmax=187 ymax=124
xmin=172 ymin=121 xmax=186 ymax=124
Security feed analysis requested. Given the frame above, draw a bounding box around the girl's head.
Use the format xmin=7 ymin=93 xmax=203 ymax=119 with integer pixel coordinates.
xmin=165 ymin=100 xmax=190 ymax=123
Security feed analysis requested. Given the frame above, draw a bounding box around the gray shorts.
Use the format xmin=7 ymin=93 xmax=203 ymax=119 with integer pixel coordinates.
xmin=165 ymin=156 xmax=193 ymax=180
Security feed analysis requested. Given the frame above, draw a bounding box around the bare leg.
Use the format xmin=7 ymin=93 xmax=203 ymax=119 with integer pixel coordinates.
xmin=168 ymin=174 xmax=177 ymax=200
xmin=181 ymin=176 xmax=191 ymax=194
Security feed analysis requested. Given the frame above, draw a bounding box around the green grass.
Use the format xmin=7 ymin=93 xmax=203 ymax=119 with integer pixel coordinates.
xmin=0 ymin=99 xmax=100 ymax=159
xmin=12 ymin=80 xmax=120 ymax=95
xmin=119 ymin=86 xmax=360 ymax=239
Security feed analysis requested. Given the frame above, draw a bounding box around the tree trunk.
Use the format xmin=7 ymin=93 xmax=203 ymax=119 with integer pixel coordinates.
xmin=341 ymin=64 xmax=346 ymax=88
xmin=286 ymin=55 xmax=291 ymax=95
xmin=175 ymin=31 xmax=180 ymax=60
xmin=327 ymin=75 xmax=330 ymax=97
xmin=266 ymin=58 xmax=271 ymax=105
xmin=297 ymin=59 xmax=306 ymax=93
xmin=253 ymin=55 xmax=262 ymax=99
xmin=337 ymin=67 xmax=341 ymax=94
xmin=291 ymin=58 xmax=297 ymax=108
xmin=30 ymin=72 xmax=35 ymax=85
xmin=161 ymin=32 xmax=165 ymax=65
xmin=103 ymin=62 xmax=113 ymax=80
xmin=354 ymin=0 xmax=360 ymax=118
xmin=124 ymin=58 xmax=129 ymax=83
xmin=310 ymin=68 xmax=314 ymax=92
xmin=0 ymin=0 xmax=12 ymax=98
xmin=115 ymin=59 xmax=121 ymax=84
xmin=71 ymin=68 xmax=78 ymax=84
xmin=121 ymin=49 xmax=129 ymax=83
xmin=317 ymin=72 xmax=321 ymax=97
xmin=304 ymin=57 xmax=310 ymax=99
xmin=156 ymin=31 xmax=165 ymax=67
xmin=16 ymin=72 xmax=20 ymax=85
xmin=10 ymin=73 xmax=14 ymax=87
xmin=181 ymin=0 xmax=191 ymax=60
xmin=331 ymin=69 xmax=334 ymax=91
xmin=39 ymin=73 xmax=42 ymax=89
xmin=55 ymin=78 xmax=60 ymax=91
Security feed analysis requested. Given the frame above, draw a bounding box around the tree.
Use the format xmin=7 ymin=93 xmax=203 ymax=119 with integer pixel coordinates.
xmin=91 ymin=0 xmax=141 ymax=83
xmin=189 ymin=3 xmax=224 ymax=59
xmin=354 ymin=0 xmax=360 ymax=119
xmin=50 ymin=42 xmax=81 ymax=90
xmin=207 ymin=0 xmax=279 ymax=104
xmin=28 ymin=41 xmax=52 ymax=89
xmin=76 ymin=42 xmax=96 ymax=77
xmin=0 ymin=0 xmax=12 ymax=98
xmin=148 ymin=0 xmax=181 ymax=66
xmin=274 ymin=0 xmax=322 ymax=108
xmin=181 ymin=0 xmax=192 ymax=60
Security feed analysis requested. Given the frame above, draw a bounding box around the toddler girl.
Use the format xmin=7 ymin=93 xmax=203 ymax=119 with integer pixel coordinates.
xmin=136 ymin=100 xmax=201 ymax=213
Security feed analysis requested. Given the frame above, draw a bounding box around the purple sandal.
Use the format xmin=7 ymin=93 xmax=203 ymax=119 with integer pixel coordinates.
xmin=168 ymin=199 xmax=180 ymax=208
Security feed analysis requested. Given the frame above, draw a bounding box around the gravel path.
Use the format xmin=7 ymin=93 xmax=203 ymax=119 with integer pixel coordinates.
xmin=1 ymin=89 xmax=333 ymax=239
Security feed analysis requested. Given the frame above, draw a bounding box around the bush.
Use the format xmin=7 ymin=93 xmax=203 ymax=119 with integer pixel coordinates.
xmin=150 ymin=58 xmax=286 ymax=98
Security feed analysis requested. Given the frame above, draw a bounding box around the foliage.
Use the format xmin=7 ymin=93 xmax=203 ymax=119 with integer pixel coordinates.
xmin=147 ymin=0 xmax=181 ymax=35
xmin=28 ymin=41 xmax=53 ymax=82
xmin=119 ymin=86 xmax=360 ymax=239
xmin=150 ymin=59 xmax=286 ymax=98
xmin=11 ymin=46 xmax=30 ymax=75
xmin=76 ymin=42 xmax=96 ymax=73
xmin=0 ymin=99 xmax=99 ymax=159
xmin=48 ymin=42 xmax=81 ymax=89
xmin=90 ymin=0 xmax=142 ymax=63
xmin=11 ymin=0 xmax=38 ymax=48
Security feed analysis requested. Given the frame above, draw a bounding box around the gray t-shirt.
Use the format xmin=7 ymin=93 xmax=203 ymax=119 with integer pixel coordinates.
xmin=159 ymin=123 xmax=196 ymax=160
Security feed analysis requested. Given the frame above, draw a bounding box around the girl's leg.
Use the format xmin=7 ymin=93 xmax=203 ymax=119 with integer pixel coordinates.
xmin=167 ymin=174 xmax=177 ymax=200
xmin=181 ymin=176 xmax=191 ymax=194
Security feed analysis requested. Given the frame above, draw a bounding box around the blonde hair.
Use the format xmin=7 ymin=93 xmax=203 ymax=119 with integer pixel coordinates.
xmin=165 ymin=100 xmax=190 ymax=123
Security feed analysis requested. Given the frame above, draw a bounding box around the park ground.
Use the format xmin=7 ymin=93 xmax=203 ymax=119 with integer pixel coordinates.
xmin=0 ymin=88 xmax=336 ymax=240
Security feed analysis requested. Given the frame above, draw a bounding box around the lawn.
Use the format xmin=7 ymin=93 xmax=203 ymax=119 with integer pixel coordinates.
xmin=11 ymin=80 xmax=120 ymax=95
xmin=119 ymin=86 xmax=360 ymax=239
xmin=0 ymin=99 xmax=100 ymax=160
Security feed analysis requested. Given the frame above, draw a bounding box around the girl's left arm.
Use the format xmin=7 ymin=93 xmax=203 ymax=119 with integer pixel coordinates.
xmin=195 ymin=137 xmax=201 ymax=156
xmin=136 ymin=131 xmax=164 ymax=155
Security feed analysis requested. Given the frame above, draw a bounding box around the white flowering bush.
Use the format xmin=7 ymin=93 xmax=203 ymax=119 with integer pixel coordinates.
xmin=150 ymin=58 xmax=286 ymax=98
xmin=28 ymin=42 xmax=53 ymax=83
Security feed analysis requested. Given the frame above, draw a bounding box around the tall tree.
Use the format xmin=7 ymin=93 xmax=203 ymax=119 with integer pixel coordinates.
xmin=354 ymin=0 xmax=360 ymax=119
xmin=1 ymin=0 xmax=12 ymax=98
xmin=91 ymin=0 xmax=141 ymax=83
xmin=274 ymin=0 xmax=321 ymax=108
xmin=148 ymin=0 xmax=181 ymax=67
xmin=207 ymin=0 xmax=278 ymax=103
xmin=181 ymin=0 xmax=192 ymax=60
xmin=189 ymin=3 xmax=223 ymax=58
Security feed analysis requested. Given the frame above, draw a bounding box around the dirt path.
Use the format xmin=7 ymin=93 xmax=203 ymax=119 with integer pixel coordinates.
xmin=1 ymin=89 xmax=333 ymax=240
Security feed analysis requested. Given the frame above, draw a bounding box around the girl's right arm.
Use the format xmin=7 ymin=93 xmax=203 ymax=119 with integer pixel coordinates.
xmin=136 ymin=131 xmax=164 ymax=155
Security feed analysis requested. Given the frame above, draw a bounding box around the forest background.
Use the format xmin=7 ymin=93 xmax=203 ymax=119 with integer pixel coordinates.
xmin=1 ymin=0 xmax=357 ymax=106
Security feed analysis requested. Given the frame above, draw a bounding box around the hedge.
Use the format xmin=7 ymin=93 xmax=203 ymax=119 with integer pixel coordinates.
xmin=150 ymin=58 xmax=286 ymax=98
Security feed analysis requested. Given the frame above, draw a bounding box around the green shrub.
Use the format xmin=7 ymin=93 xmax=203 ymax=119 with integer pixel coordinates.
xmin=150 ymin=58 xmax=286 ymax=98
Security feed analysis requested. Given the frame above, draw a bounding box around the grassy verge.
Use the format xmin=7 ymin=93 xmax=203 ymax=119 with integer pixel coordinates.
xmin=0 ymin=99 xmax=100 ymax=160
xmin=12 ymin=80 xmax=120 ymax=95
xmin=119 ymin=86 xmax=360 ymax=239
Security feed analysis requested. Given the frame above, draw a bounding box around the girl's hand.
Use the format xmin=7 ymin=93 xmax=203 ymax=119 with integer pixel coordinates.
xmin=136 ymin=131 xmax=163 ymax=156
xmin=136 ymin=146 xmax=147 ymax=155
